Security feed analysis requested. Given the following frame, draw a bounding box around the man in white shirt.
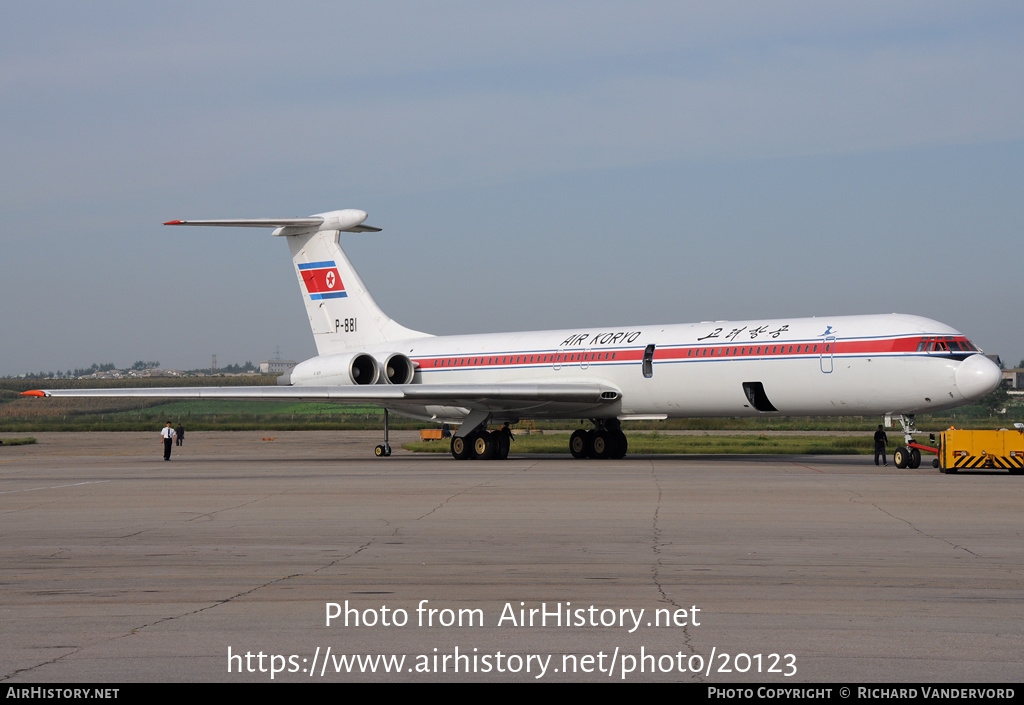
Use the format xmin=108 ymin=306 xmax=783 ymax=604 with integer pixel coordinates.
xmin=161 ymin=421 xmax=176 ymax=460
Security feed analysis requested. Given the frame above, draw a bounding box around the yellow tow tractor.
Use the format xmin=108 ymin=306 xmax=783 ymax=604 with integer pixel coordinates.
xmin=897 ymin=424 xmax=1024 ymax=474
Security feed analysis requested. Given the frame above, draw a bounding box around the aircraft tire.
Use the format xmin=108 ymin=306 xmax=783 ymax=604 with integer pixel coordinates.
xmin=610 ymin=430 xmax=628 ymax=459
xmin=893 ymin=447 xmax=908 ymax=469
xmin=909 ymin=448 xmax=921 ymax=469
xmin=451 ymin=436 xmax=471 ymax=460
xmin=570 ymin=430 xmax=588 ymax=459
xmin=374 ymin=444 xmax=389 ymax=457
xmin=589 ymin=430 xmax=611 ymax=459
xmin=472 ymin=431 xmax=496 ymax=460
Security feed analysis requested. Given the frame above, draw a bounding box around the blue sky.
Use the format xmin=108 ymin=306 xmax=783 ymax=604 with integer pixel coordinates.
xmin=2 ymin=2 xmax=1022 ymax=375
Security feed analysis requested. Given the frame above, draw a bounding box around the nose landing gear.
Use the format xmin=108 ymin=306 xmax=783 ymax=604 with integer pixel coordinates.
xmin=892 ymin=445 xmax=921 ymax=469
xmin=890 ymin=414 xmax=924 ymax=469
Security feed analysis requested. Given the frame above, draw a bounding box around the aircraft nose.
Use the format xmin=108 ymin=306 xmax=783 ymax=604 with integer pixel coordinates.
xmin=954 ymin=354 xmax=1002 ymax=401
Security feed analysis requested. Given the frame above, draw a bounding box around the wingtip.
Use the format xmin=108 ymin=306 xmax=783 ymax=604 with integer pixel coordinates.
xmin=163 ymin=220 xmax=184 ymax=225
xmin=20 ymin=390 xmax=46 ymax=397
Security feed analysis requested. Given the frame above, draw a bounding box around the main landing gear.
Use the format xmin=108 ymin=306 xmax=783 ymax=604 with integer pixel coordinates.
xmin=450 ymin=427 xmax=512 ymax=460
xmin=569 ymin=419 xmax=627 ymax=460
xmin=448 ymin=419 xmax=628 ymax=460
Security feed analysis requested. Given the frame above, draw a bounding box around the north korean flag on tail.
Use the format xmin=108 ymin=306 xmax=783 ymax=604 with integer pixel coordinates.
xmin=298 ymin=261 xmax=347 ymax=300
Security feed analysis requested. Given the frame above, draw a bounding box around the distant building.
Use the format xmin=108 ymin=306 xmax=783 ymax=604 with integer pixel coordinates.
xmin=261 ymin=360 xmax=297 ymax=375
xmin=1002 ymin=368 xmax=1024 ymax=390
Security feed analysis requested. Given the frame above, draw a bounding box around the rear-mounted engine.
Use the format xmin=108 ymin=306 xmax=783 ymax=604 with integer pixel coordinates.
xmin=377 ymin=353 xmax=414 ymax=384
xmin=286 ymin=352 xmax=380 ymax=386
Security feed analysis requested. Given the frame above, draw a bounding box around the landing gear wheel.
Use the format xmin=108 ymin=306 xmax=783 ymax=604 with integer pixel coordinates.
xmin=472 ymin=431 xmax=496 ymax=460
xmin=893 ymin=446 xmax=909 ymax=469
xmin=908 ymin=448 xmax=921 ymax=469
xmin=610 ymin=430 xmax=628 ymax=459
xmin=374 ymin=444 xmax=391 ymax=457
xmin=451 ymin=436 xmax=471 ymax=460
xmin=570 ymin=430 xmax=588 ymax=459
xmin=589 ymin=430 xmax=611 ymax=459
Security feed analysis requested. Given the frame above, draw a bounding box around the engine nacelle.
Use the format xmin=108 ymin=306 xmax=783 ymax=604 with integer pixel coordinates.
xmin=287 ymin=352 xmax=380 ymax=386
xmin=376 ymin=353 xmax=415 ymax=385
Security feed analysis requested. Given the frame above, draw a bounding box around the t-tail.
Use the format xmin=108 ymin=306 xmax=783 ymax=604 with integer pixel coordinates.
xmin=165 ymin=209 xmax=429 ymax=354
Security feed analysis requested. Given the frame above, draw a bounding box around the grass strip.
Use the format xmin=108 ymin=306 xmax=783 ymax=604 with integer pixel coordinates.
xmin=0 ymin=437 xmax=37 ymax=446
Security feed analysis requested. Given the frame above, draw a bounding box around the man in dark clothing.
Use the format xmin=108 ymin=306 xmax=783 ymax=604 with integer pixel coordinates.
xmin=175 ymin=424 xmax=185 ymax=446
xmin=873 ymin=425 xmax=888 ymax=466
xmin=497 ymin=422 xmax=515 ymax=459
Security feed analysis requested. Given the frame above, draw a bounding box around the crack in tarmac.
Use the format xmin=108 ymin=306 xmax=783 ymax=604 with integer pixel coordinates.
xmin=5 ymin=465 xmax=530 ymax=680
xmin=844 ymin=489 xmax=980 ymax=557
xmin=2 ymin=538 xmax=378 ymax=681
xmin=413 ymin=462 xmax=533 ymax=523
xmin=648 ymin=460 xmax=700 ymax=678
xmin=187 ymin=495 xmax=271 ymax=522
xmin=869 ymin=502 xmax=980 ymax=557
xmin=415 ymin=481 xmax=496 ymax=521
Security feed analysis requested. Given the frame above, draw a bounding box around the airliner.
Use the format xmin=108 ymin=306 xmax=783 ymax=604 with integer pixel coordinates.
xmin=23 ymin=208 xmax=1002 ymax=464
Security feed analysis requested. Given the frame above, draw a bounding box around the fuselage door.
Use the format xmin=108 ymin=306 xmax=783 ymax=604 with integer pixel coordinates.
xmin=642 ymin=344 xmax=655 ymax=378
xmin=819 ymin=336 xmax=835 ymax=374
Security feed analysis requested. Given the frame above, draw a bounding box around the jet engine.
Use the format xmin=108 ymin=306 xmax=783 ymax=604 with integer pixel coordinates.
xmin=286 ymin=352 xmax=380 ymax=386
xmin=376 ymin=353 xmax=415 ymax=385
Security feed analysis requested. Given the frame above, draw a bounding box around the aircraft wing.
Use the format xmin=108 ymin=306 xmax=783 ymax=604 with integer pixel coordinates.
xmin=21 ymin=383 xmax=620 ymax=417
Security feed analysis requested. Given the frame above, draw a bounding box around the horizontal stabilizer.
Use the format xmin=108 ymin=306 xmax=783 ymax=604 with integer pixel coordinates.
xmin=164 ymin=209 xmax=381 ymax=233
xmin=164 ymin=218 xmax=324 ymax=228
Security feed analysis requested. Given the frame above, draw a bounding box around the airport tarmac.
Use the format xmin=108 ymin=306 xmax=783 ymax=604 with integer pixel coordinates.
xmin=1 ymin=431 xmax=1021 ymax=683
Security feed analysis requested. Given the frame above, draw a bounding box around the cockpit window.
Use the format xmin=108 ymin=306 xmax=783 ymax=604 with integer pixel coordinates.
xmin=917 ymin=335 xmax=978 ymax=354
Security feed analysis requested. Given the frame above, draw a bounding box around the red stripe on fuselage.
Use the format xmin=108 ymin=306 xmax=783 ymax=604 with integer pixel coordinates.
xmin=410 ymin=335 xmax=973 ymax=373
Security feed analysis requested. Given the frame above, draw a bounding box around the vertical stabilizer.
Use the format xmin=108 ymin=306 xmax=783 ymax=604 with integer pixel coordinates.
xmin=282 ymin=222 xmax=429 ymax=353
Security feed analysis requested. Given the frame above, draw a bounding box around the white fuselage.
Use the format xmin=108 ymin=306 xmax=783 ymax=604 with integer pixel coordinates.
xmin=289 ymin=312 xmax=995 ymax=424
